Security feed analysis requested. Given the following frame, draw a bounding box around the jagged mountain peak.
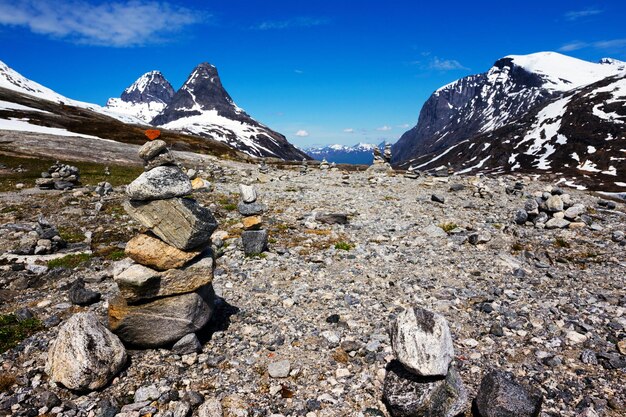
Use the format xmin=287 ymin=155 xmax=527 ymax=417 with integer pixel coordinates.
xmin=120 ymin=70 xmax=174 ymax=104
xmin=394 ymin=51 xmax=626 ymax=165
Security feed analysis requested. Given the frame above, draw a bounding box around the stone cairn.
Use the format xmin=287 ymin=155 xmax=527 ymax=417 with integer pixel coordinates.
xmin=4 ymin=214 xmax=66 ymax=255
xmin=36 ymin=161 xmax=80 ymax=190
xmin=383 ymin=143 xmax=392 ymax=163
xmin=319 ymin=158 xmax=330 ymax=171
xmin=238 ymin=184 xmax=268 ymax=256
xmin=383 ymin=307 xmax=467 ymax=416
xmin=404 ymin=164 xmax=420 ymax=179
xmin=299 ymin=158 xmax=308 ymax=175
xmin=108 ymin=133 xmax=218 ymax=349
xmin=258 ymin=158 xmax=270 ymax=174
xmin=330 ymin=161 xmax=338 ymax=171
xmin=512 ymin=186 xmax=591 ymax=230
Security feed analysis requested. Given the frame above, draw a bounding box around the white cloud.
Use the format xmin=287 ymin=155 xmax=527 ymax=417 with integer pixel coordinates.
xmin=397 ymin=123 xmax=410 ymax=128
xmin=253 ymin=17 xmax=329 ymax=30
xmin=294 ymin=69 xmax=304 ymax=74
xmin=376 ymin=125 xmax=392 ymax=131
xmin=0 ymin=0 xmax=203 ymax=47
xmin=429 ymin=57 xmax=468 ymax=71
xmin=564 ymin=8 xmax=602 ymax=21
xmin=559 ymin=38 xmax=626 ymax=52
xmin=343 ymin=128 xmax=354 ymax=133
xmin=295 ymin=130 xmax=309 ymax=137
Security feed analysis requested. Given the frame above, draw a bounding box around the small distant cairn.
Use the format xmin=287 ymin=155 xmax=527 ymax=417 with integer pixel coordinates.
xmin=341 ymin=171 xmax=350 ymax=184
xmin=108 ymin=130 xmax=219 ymax=348
xmin=367 ymin=144 xmax=393 ymax=173
xmin=384 ymin=143 xmax=392 ymax=163
xmin=4 ymin=214 xmax=67 ymax=255
xmin=383 ymin=307 xmax=467 ymax=416
xmin=330 ymin=162 xmax=338 ymax=172
xmin=404 ymin=165 xmax=420 ymax=179
xmin=238 ymin=184 xmax=268 ymax=256
xmin=258 ymin=158 xmax=270 ymax=174
xmin=299 ymin=158 xmax=308 ymax=175
xmin=319 ymin=158 xmax=330 ymax=171
xmin=36 ymin=161 xmax=80 ymax=190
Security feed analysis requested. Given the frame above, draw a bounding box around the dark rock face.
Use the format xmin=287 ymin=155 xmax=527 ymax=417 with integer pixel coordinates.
xmin=382 ymin=361 xmax=467 ymax=417
xmin=392 ymin=59 xmax=554 ymax=164
xmin=151 ymin=63 xmax=310 ymax=161
xmin=474 ymin=370 xmax=542 ymax=417
xmin=69 ymin=279 xmax=101 ymax=306
xmin=152 ymin=63 xmax=237 ymax=124
xmin=120 ymin=71 xmax=174 ymax=105
xmin=397 ymin=74 xmax=626 ymax=191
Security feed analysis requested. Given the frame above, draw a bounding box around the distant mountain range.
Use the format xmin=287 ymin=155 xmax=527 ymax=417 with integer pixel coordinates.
xmin=304 ymin=142 xmax=381 ymax=164
xmin=393 ymin=52 xmax=626 ymax=190
xmin=0 ymin=60 xmax=308 ymax=161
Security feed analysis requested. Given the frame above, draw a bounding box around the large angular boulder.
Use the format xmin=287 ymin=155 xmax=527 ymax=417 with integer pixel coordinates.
xmin=383 ymin=361 xmax=467 ymax=417
xmin=124 ymin=233 xmax=203 ymax=270
xmin=45 ymin=312 xmax=127 ymax=391
xmin=138 ymin=140 xmax=167 ymax=161
xmin=126 ymin=166 xmax=192 ymax=201
xmin=242 ymin=230 xmax=268 ymax=256
xmin=108 ymin=284 xmax=215 ymax=347
xmin=123 ymin=198 xmax=218 ymax=250
xmin=114 ymin=255 xmax=214 ymax=303
xmin=475 ymin=370 xmax=542 ymax=417
xmin=390 ymin=307 xmax=454 ymax=377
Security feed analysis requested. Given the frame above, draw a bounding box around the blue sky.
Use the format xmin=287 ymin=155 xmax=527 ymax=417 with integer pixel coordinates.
xmin=1 ymin=1 xmax=625 ymax=147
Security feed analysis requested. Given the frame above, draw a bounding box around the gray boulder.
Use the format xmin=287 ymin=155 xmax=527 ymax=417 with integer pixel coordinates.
xmin=172 ymin=333 xmax=202 ymax=355
xmin=545 ymin=195 xmax=563 ymax=212
xmin=390 ymin=307 xmax=454 ymax=377
xmin=108 ymin=284 xmax=215 ymax=348
xmin=126 ymin=166 xmax=192 ymax=201
xmin=124 ymin=198 xmax=218 ymax=250
xmin=475 ymin=370 xmax=542 ymax=417
xmin=242 ymin=230 xmax=268 ymax=256
xmin=238 ymin=201 xmax=266 ymax=216
xmin=383 ymin=361 xmax=467 ymax=417
xmin=45 ymin=312 xmax=127 ymax=391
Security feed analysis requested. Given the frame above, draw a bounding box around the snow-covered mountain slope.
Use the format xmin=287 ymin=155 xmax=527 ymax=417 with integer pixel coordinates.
xmin=105 ymin=71 xmax=174 ymax=123
xmin=402 ymin=74 xmax=626 ymax=191
xmin=393 ymin=52 xmax=626 ymax=164
xmin=151 ymin=63 xmax=309 ymax=160
xmin=0 ymin=60 xmax=145 ymax=125
xmin=305 ymin=143 xmax=378 ymax=164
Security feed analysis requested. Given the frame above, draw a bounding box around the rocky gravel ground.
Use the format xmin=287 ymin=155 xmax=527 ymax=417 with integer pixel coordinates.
xmin=0 ymin=161 xmax=625 ymax=417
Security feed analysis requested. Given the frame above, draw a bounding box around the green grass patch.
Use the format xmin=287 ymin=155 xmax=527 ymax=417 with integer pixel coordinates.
xmin=105 ymin=250 xmax=126 ymax=261
xmin=554 ymin=237 xmax=570 ymax=248
xmin=222 ymin=203 xmax=237 ymax=211
xmin=47 ymin=253 xmax=92 ymax=269
xmin=334 ymin=241 xmax=353 ymax=251
xmin=0 ymin=154 xmax=143 ymax=192
xmin=438 ymin=222 xmax=458 ymax=233
xmin=58 ymin=226 xmax=85 ymax=243
xmin=0 ymin=314 xmax=43 ymax=353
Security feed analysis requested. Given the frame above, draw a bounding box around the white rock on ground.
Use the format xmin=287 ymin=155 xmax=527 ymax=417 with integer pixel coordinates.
xmin=390 ymin=307 xmax=455 ymax=376
xmin=45 ymin=312 xmax=127 ymax=390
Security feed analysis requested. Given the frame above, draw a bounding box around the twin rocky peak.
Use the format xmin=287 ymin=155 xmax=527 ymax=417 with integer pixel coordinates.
xmin=106 ymin=63 xmax=307 ymax=161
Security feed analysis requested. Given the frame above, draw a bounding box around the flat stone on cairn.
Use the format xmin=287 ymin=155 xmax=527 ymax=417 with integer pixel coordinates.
xmin=238 ymin=183 xmax=268 ymax=255
xmin=319 ymin=158 xmax=330 ymax=170
xmin=383 ymin=307 xmax=467 ymax=416
xmin=108 ymin=131 xmax=218 ymax=348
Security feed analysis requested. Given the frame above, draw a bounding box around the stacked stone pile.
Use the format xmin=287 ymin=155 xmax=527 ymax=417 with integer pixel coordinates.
xmin=512 ymin=186 xmax=594 ymax=230
xmin=404 ymin=165 xmax=419 ymax=179
xmin=319 ymin=158 xmax=330 ymax=171
xmin=383 ymin=307 xmax=467 ymax=416
xmin=36 ymin=162 xmax=80 ymax=190
xmin=2 ymin=215 xmax=66 ymax=255
xmin=258 ymin=158 xmax=269 ymax=174
xmin=238 ymin=184 xmax=268 ymax=256
xmin=108 ymin=138 xmax=218 ymax=348
xmin=330 ymin=161 xmax=338 ymax=171
xmin=384 ymin=143 xmax=392 ymax=162
xmin=300 ymin=159 xmax=308 ymax=175
xmin=367 ymin=146 xmax=393 ymax=173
